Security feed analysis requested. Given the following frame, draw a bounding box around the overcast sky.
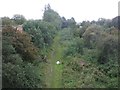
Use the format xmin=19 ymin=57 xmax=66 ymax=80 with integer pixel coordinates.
xmin=0 ymin=0 xmax=119 ymax=22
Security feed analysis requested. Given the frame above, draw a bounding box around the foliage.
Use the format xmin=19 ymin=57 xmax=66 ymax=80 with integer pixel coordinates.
xmin=64 ymin=37 xmax=84 ymax=56
xmin=61 ymin=20 xmax=118 ymax=88
xmin=72 ymin=28 xmax=81 ymax=37
xmin=82 ymin=24 xmax=103 ymax=48
xmin=1 ymin=17 xmax=14 ymax=26
xmin=67 ymin=17 xmax=76 ymax=29
xmin=96 ymin=18 xmax=112 ymax=28
xmin=2 ymin=26 xmax=44 ymax=88
xmin=3 ymin=26 xmax=39 ymax=62
xmin=61 ymin=17 xmax=68 ymax=28
xmin=12 ymin=14 xmax=26 ymax=25
xmin=2 ymin=6 xmax=119 ymax=88
xmin=62 ymin=57 xmax=110 ymax=88
xmin=112 ymin=16 xmax=120 ymax=29
xmin=3 ymin=62 xmax=43 ymax=88
xmin=97 ymin=34 xmax=118 ymax=64
xmin=43 ymin=4 xmax=62 ymax=30
xmin=23 ymin=20 xmax=56 ymax=49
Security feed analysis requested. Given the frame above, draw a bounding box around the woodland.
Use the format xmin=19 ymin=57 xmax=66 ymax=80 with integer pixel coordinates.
xmin=2 ymin=4 xmax=119 ymax=88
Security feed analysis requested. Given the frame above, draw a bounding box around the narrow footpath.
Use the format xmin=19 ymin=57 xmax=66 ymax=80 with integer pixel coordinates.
xmin=45 ymin=32 xmax=64 ymax=88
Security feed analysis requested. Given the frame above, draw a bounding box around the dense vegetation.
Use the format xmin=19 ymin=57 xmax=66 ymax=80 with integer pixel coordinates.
xmin=2 ymin=4 xmax=119 ymax=88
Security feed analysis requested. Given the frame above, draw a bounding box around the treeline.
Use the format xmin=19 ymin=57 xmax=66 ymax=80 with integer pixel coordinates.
xmin=61 ymin=23 xmax=118 ymax=88
xmin=2 ymin=4 xmax=119 ymax=88
xmin=2 ymin=5 xmax=60 ymax=88
xmin=60 ymin=16 xmax=119 ymax=88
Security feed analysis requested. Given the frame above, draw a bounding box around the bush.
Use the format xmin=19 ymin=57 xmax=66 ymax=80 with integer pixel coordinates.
xmin=97 ymin=35 xmax=118 ymax=64
xmin=82 ymin=24 xmax=103 ymax=48
xmin=3 ymin=62 xmax=43 ymax=88
xmin=64 ymin=38 xmax=84 ymax=56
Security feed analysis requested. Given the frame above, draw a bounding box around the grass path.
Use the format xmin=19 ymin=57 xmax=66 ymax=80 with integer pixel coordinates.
xmin=44 ymin=33 xmax=64 ymax=88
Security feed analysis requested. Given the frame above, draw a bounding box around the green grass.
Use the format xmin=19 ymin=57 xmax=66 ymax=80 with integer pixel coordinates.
xmin=44 ymin=33 xmax=65 ymax=88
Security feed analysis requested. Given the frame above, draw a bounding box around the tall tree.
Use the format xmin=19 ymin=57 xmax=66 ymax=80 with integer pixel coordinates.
xmin=61 ymin=17 xmax=68 ymax=28
xmin=67 ymin=17 xmax=76 ymax=28
xmin=112 ymin=16 xmax=120 ymax=29
xmin=43 ymin=4 xmax=62 ymax=30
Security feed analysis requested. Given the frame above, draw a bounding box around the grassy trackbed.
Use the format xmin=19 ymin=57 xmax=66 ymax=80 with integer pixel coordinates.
xmin=45 ymin=33 xmax=64 ymax=88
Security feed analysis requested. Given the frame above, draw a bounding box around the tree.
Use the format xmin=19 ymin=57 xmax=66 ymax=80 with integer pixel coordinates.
xmin=61 ymin=17 xmax=68 ymax=28
xmin=97 ymin=34 xmax=118 ymax=64
xmin=82 ymin=24 xmax=103 ymax=48
xmin=43 ymin=4 xmax=62 ymax=30
xmin=12 ymin=14 xmax=26 ymax=25
xmin=1 ymin=17 xmax=14 ymax=26
xmin=2 ymin=26 xmax=39 ymax=62
xmin=112 ymin=16 xmax=120 ymax=29
xmin=67 ymin=17 xmax=76 ymax=28
xmin=96 ymin=18 xmax=112 ymax=28
xmin=13 ymin=31 xmax=39 ymax=62
xmin=79 ymin=21 xmax=91 ymax=37
xmin=64 ymin=37 xmax=84 ymax=56
xmin=23 ymin=20 xmax=56 ymax=49
xmin=2 ymin=26 xmax=44 ymax=88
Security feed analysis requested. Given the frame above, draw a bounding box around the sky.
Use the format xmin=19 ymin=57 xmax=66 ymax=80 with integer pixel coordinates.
xmin=0 ymin=0 xmax=119 ymax=22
